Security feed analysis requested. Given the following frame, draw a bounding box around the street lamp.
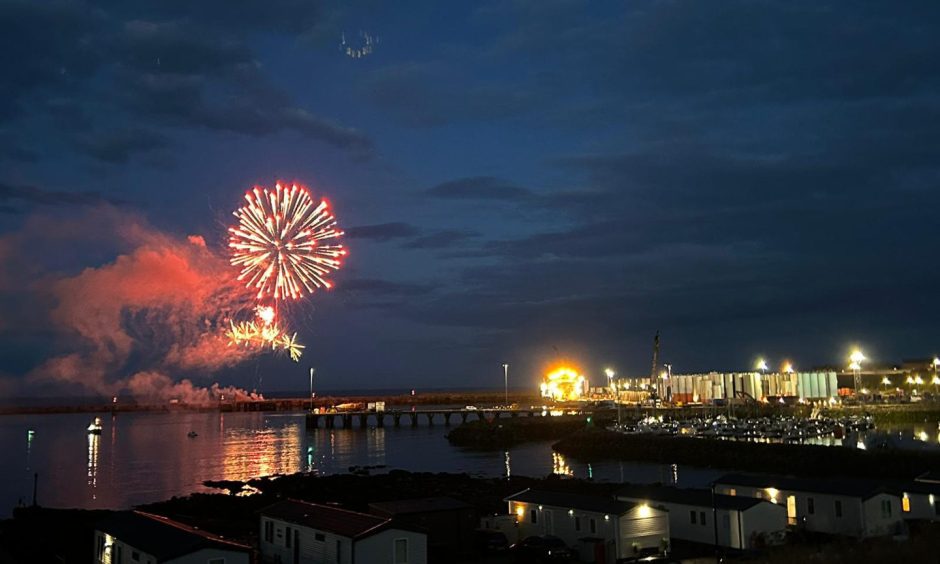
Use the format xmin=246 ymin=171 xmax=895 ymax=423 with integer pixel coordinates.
xmin=933 ymin=358 xmax=940 ymax=396
xmin=849 ymin=349 xmax=865 ymax=395
xmin=882 ymin=376 xmax=891 ymax=393
xmin=502 ymin=364 xmax=509 ymax=407
xmin=756 ymin=358 xmax=769 ymax=373
xmin=605 ymin=368 xmax=620 ymax=427
xmin=309 ymin=367 xmax=315 ymax=411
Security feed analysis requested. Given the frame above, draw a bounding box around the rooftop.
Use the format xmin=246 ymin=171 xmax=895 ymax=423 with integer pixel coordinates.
xmin=369 ymin=496 xmax=474 ymax=516
xmin=262 ymin=499 xmax=405 ymax=539
xmin=505 ymin=489 xmax=637 ymax=515
xmin=715 ymin=473 xmax=890 ymax=500
xmin=616 ymin=485 xmax=770 ymax=512
xmin=95 ymin=511 xmax=249 ymax=562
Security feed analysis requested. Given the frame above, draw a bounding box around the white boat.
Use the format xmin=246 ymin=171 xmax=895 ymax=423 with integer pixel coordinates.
xmin=87 ymin=417 xmax=102 ymax=435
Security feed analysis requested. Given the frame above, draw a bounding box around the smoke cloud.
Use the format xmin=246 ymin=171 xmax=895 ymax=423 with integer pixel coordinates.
xmin=6 ymin=205 xmax=268 ymax=403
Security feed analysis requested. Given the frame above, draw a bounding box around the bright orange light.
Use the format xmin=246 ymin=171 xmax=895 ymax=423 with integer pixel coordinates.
xmin=541 ymin=366 xmax=586 ymax=401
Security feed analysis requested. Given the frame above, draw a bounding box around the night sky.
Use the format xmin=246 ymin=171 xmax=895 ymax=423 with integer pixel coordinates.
xmin=2 ymin=1 xmax=939 ymax=396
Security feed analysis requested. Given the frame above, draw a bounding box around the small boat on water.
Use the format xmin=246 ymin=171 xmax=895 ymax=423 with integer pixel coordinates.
xmin=87 ymin=417 xmax=102 ymax=435
xmin=187 ymin=431 xmax=198 ymax=438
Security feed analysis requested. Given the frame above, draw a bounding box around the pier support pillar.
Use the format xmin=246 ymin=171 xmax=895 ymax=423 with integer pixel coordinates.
xmin=358 ymin=414 xmax=368 ymax=428
xmin=306 ymin=414 xmax=319 ymax=429
xmin=376 ymin=414 xmax=384 ymax=427
xmin=411 ymin=414 xmax=418 ymax=427
xmin=393 ymin=413 xmax=401 ymax=427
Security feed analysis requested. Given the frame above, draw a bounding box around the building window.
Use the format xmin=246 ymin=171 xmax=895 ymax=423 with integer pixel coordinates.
xmin=590 ymin=518 xmax=596 ymax=534
xmin=96 ymin=535 xmax=106 ymax=560
xmin=807 ymin=498 xmax=815 ymax=515
xmin=882 ymin=499 xmax=893 ymax=518
xmin=700 ymin=511 xmax=706 ymax=526
xmin=286 ymin=526 xmax=292 ymax=548
xmin=315 ymin=533 xmax=326 ymax=542
xmin=835 ymin=500 xmax=842 ymax=518
xmin=394 ymin=538 xmax=408 ymax=564
xmin=574 ymin=516 xmax=581 ymax=531
xmin=902 ymin=494 xmax=911 ymax=513
xmin=114 ymin=545 xmax=123 ymax=564
xmin=690 ymin=511 xmax=697 ymax=524
xmin=530 ymin=509 xmax=538 ymax=524
xmin=131 ymin=551 xmax=140 ymax=562
xmin=264 ymin=520 xmax=274 ymax=543
xmin=729 ymin=488 xmax=736 ymax=497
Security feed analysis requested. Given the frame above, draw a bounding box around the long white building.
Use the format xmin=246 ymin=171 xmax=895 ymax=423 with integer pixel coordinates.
xmin=714 ymin=473 xmax=905 ymax=538
xmin=505 ymin=489 xmax=670 ymax=561
xmin=616 ymin=485 xmax=787 ymax=549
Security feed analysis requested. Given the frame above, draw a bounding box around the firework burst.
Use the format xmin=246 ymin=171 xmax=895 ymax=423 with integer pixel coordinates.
xmin=226 ymin=305 xmax=305 ymax=361
xmin=229 ymin=182 xmax=346 ymax=301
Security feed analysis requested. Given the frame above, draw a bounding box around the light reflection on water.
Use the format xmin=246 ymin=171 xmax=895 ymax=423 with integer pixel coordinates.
xmin=0 ymin=411 xmax=935 ymax=517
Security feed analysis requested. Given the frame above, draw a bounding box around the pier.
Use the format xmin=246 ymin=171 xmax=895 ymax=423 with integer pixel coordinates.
xmin=305 ymin=407 xmax=543 ymax=429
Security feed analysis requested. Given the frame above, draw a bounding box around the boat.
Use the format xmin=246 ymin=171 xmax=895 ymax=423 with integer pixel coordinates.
xmin=87 ymin=417 xmax=103 ymax=435
xmin=187 ymin=431 xmax=198 ymax=438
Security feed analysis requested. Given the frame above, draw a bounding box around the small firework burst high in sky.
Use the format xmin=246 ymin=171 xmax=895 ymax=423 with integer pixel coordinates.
xmin=226 ymin=181 xmax=345 ymax=362
xmin=229 ymin=182 xmax=346 ymax=301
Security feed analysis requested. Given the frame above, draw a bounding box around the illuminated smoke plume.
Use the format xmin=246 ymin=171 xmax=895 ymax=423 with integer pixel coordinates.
xmin=17 ymin=206 xmax=268 ymax=402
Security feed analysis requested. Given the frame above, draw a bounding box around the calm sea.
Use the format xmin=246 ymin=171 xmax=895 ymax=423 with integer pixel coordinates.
xmin=0 ymin=411 xmax=936 ymax=517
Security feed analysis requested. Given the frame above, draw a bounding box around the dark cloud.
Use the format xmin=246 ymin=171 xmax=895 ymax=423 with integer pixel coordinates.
xmin=100 ymin=0 xmax=328 ymax=34
xmin=344 ymin=222 xmax=420 ymax=241
xmin=342 ymin=278 xmax=432 ymax=296
xmin=363 ymin=62 xmax=537 ymax=127
xmin=0 ymin=183 xmax=122 ymax=208
xmin=0 ymin=1 xmax=373 ymax=162
xmin=404 ymin=230 xmax=479 ymax=249
xmin=75 ymin=128 xmax=170 ymax=163
xmin=426 ymin=176 xmax=531 ymax=200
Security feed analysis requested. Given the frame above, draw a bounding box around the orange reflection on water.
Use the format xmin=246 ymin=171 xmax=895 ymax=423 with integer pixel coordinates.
xmin=221 ymin=421 xmax=302 ymax=481
xmin=87 ymin=432 xmax=99 ymax=499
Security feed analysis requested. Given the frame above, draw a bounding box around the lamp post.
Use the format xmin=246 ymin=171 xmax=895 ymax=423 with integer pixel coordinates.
xmin=849 ymin=349 xmax=865 ymax=398
xmin=309 ymin=367 xmax=315 ymax=411
xmin=605 ymin=368 xmax=619 ymax=427
xmin=756 ymin=359 xmax=768 ymax=401
xmin=933 ymin=357 xmax=940 ymax=397
xmin=882 ymin=376 xmax=891 ymax=394
xmin=502 ymin=363 xmax=509 ymax=406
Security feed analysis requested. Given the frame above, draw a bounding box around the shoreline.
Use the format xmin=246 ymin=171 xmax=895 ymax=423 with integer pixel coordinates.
xmin=0 ymin=391 xmax=542 ymax=416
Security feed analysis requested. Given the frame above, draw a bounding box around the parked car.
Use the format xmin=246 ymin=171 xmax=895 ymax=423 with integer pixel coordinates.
xmin=510 ymin=535 xmax=575 ymax=563
xmin=474 ymin=529 xmax=509 ymax=554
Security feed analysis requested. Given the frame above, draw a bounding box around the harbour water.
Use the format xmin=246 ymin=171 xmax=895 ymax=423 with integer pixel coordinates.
xmin=1 ymin=411 xmax=936 ymax=518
